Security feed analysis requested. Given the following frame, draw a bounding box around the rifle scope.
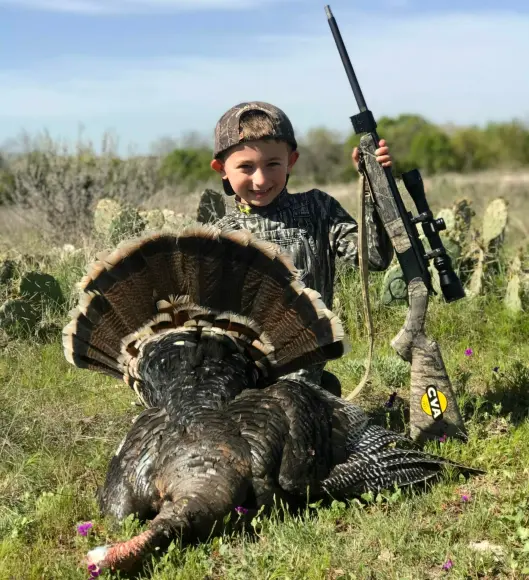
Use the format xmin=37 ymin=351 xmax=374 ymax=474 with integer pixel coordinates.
xmin=400 ymin=170 xmax=465 ymax=302
xmin=325 ymin=4 xmax=465 ymax=303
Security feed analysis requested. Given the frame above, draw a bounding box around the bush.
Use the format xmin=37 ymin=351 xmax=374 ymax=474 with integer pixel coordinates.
xmin=1 ymin=134 xmax=164 ymax=243
xmin=159 ymin=148 xmax=213 ymax=188
xmin=293 ymin=127 xmax=351 ymax=185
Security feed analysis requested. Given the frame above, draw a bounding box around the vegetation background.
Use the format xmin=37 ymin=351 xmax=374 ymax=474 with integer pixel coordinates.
xmin=1 ymin=113 xmax=529 ymax=579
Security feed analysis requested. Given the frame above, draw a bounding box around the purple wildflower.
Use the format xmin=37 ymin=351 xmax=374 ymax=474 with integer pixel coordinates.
xmin=461 ymin=494 xmax=470 ymax=502
xmin=77 ymin=521 xmax=93 ymax=536
xmin=385 ymin=392 xmax=398 ymax=408
xmin=88 ymin=564 xmax=101 ymax=578
xmin=442 ymin=559 xmax=453 ymax=571
xmin=235 ymin=506 xmax=248 ymax=515
xmin=439 ymin=434 xmax=448 ymax=443
xmin=464 ymin=348 xmax=473 ymax=357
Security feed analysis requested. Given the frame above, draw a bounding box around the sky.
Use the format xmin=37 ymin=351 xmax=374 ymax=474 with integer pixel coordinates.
xmin=0 ymin=0 xmax=528 ymax=154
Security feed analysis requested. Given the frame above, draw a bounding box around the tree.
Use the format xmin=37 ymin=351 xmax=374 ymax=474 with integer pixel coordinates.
xmin=344 ymin=114 xmax=435 ymax=176
xmin=409 ymin=125 xmax=459 ymax=174
xmin=294 ymin=127 xmax=348 ymax=185
xmin=159 ymin=148 xmax=213 ymax=188
xmin=450 ymin=126 xmax=495 ymax=172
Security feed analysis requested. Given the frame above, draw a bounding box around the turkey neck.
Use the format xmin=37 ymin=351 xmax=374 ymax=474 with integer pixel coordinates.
xmin=136 ymin=328 xmax=260 ymax=419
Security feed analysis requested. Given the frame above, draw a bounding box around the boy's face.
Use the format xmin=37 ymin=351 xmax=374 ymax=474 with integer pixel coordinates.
xmin=210 ymin=140 xmax=299 ymax=207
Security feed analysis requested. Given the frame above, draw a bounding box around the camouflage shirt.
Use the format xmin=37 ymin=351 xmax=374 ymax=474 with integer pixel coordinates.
xmin=213 ymin=186 xmax=394 ymax=383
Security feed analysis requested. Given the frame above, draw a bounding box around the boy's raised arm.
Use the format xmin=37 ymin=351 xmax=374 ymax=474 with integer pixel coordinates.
xmin=328 ymin=185 xmax=394 ymax=272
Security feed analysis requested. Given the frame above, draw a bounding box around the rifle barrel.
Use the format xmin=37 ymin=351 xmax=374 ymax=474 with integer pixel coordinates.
xmin=325 ymin=5 xmax=368 ymax=112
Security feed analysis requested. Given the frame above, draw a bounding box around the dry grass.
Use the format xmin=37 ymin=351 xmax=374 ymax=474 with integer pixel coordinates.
xmin=3 ymin=168 xmax=529 ymax=255
xmin=293 ymin=169 xmax=529 ymax=246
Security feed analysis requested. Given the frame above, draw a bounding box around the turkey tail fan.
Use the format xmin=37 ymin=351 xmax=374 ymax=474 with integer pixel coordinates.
xmin=63 ymin=225 xmax=348 ymax=398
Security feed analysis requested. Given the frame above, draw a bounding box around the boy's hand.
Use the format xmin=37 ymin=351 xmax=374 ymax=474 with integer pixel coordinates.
xmin=352 ymin=139 xmax=392 ymax=169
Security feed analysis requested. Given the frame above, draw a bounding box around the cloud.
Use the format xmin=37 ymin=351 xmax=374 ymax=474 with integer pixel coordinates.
xmin=0 ymin=10 xmax=528 ymax=151
xmin=0 ymin=0 xmax=287 ymax=14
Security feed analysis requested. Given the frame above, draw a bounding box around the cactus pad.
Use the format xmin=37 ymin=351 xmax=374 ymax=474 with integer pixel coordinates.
xmin=19 ymin=271 xmax=65 ymax=306
xmin=504 ymin=274 xmax=523 ymax=313
xmin=108 ymin=206 xmax=146 ymax=245
xmin=139 ymin=209 xmax=165 ymax=231
xmin=94 ymin=198 xmax=123 ymax=237
xmin=429 ymin=266 xmax=442 ymax=297
xmin=196 ymin=189 xmax=226 ymax=224
xmin=443 ymin=238 xmax=462 ymax=263
xmin=36 ymin=321 xmax=62 ymax=342
xmin=467 ymin=248 xmax=485 ymax=297
xmin=161 ymin=210 xmax=195 ymax=233
xmin=436 ymin=208 xmax=456 ymax=236
xmin=453 ymin=198 xmax=474 ymax=230
xmin=482 ymin=198 xmax=508 ymax=248
xmin=382 ymin=264 xmax=408 ymax=305
xmin=0 ymin=298 xmax=39 ymax=339
xmin=504 ymin=252 xmax=529 ymax=313
xmin=0 ymin=259 xmax=17 ymax=286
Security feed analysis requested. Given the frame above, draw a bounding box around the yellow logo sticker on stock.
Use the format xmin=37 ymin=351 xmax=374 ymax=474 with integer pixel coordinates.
xmin=421 ymin=386 xmax=447 ymax=421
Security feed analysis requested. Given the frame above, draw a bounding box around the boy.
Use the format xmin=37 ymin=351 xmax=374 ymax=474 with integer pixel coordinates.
xmin=210 ymin=101 xmax=394 ymax=396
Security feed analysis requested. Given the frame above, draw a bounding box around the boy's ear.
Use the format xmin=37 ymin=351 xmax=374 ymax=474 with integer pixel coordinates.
xmin=288 ymin=150 xmax=300 ymax=171
xmin=210 ymin=158 xmax=226 ymax=177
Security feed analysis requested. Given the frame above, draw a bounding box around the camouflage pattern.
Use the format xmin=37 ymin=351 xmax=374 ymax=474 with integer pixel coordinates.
xmin=213 ymin=185 xmax=394 ymax=383
xmin=358 ymin=134 xmax=467 ymax=443
xmin=213 ymin=102 xmax=298 ymax=158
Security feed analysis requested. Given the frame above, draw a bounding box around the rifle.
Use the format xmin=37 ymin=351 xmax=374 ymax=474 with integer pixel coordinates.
xmin=325 ymin=5 xmax=468 ymax=444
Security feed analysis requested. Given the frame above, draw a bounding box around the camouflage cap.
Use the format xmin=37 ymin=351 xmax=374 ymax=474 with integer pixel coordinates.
xmin=213 ymin=101 xmax=297 ymax=158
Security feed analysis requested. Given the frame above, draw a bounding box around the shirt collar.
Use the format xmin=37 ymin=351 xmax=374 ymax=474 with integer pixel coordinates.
xmin=233 ymin=188 xmax=289 ymax=216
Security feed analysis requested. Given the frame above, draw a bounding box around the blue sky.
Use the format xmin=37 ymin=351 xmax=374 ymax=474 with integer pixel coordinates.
xmin=0 ymin=0 xmax=527 ymax=153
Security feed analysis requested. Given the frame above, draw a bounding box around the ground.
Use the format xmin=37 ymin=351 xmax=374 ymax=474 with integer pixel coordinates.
xmin=1 ymin=170 xmax=529 ymax=579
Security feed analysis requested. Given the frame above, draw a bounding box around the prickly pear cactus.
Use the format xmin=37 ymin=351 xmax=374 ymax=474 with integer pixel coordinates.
xmin=482 ymin=197 xmax=508 ymax=250
xmin=427 ymin=199 xmax=469 ymax=292
xmin=0 ymin=298 xmax=39 ymax=339
xmin=161 ymin=210 xmax=196 ymax=233
xmin=19 ymin=272 xmax=64 ymax=307
xmin=452 ymin=198 xmax=474 ymax=246
xmin=94 ymin=198 xmax=123 ymax=237
xmin=107 ymin=206 xmax=146 ymax=245
xmin=382 ymin=237 xmax=463 ymax=305
xmin=381 ymin=264 xmax=407 ymax=305
xmin=435 ymin=198 xmax=474 ymax=249
xmin=139 ymin=208 xmax=165 ymax=231
xmin=36 ymin=321 xmax=62 ymax=342
xmin=196 ymin=189 xmax=226 ymax=224
xmin=504 ymin=250 xmax=529 ymax=313
xmin=0 ymin=259 xmax=17 ymax=287
xmin=435 ymin=208 xmax=456 ymax=237
xmin=466 ymin=248 xmax=485 ymax=297
xmin=462 ymin=198 xmax=508 ymax=297
xmin=504 ymin=254 xmax=523 ymax=313
xmin=444 ymin=237 xmax=463 ymax=263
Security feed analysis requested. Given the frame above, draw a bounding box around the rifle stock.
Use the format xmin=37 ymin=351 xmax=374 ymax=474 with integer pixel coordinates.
xmin=325 ymin=5 xmax=467 ymax=443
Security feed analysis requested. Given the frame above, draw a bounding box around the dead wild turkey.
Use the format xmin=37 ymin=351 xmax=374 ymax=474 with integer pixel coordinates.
xmin=63 ymin=225 xmax=481 ymax=574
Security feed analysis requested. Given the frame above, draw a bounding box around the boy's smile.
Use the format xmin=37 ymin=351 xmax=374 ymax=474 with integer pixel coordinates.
xmin=211 ymin=140 xmax=299 ymax=207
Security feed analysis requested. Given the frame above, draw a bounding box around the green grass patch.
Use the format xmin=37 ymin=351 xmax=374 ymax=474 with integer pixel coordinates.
xmin=1 ymin=280 xmax=529 ymax=578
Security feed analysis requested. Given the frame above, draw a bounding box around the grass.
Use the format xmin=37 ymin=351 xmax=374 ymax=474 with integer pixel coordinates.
xmin=2 ymin=170 xmax=529 ymax=579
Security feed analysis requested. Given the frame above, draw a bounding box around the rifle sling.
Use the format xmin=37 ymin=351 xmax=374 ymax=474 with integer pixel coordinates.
xmin=345 ymin=162 xmax=375 ymax=401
